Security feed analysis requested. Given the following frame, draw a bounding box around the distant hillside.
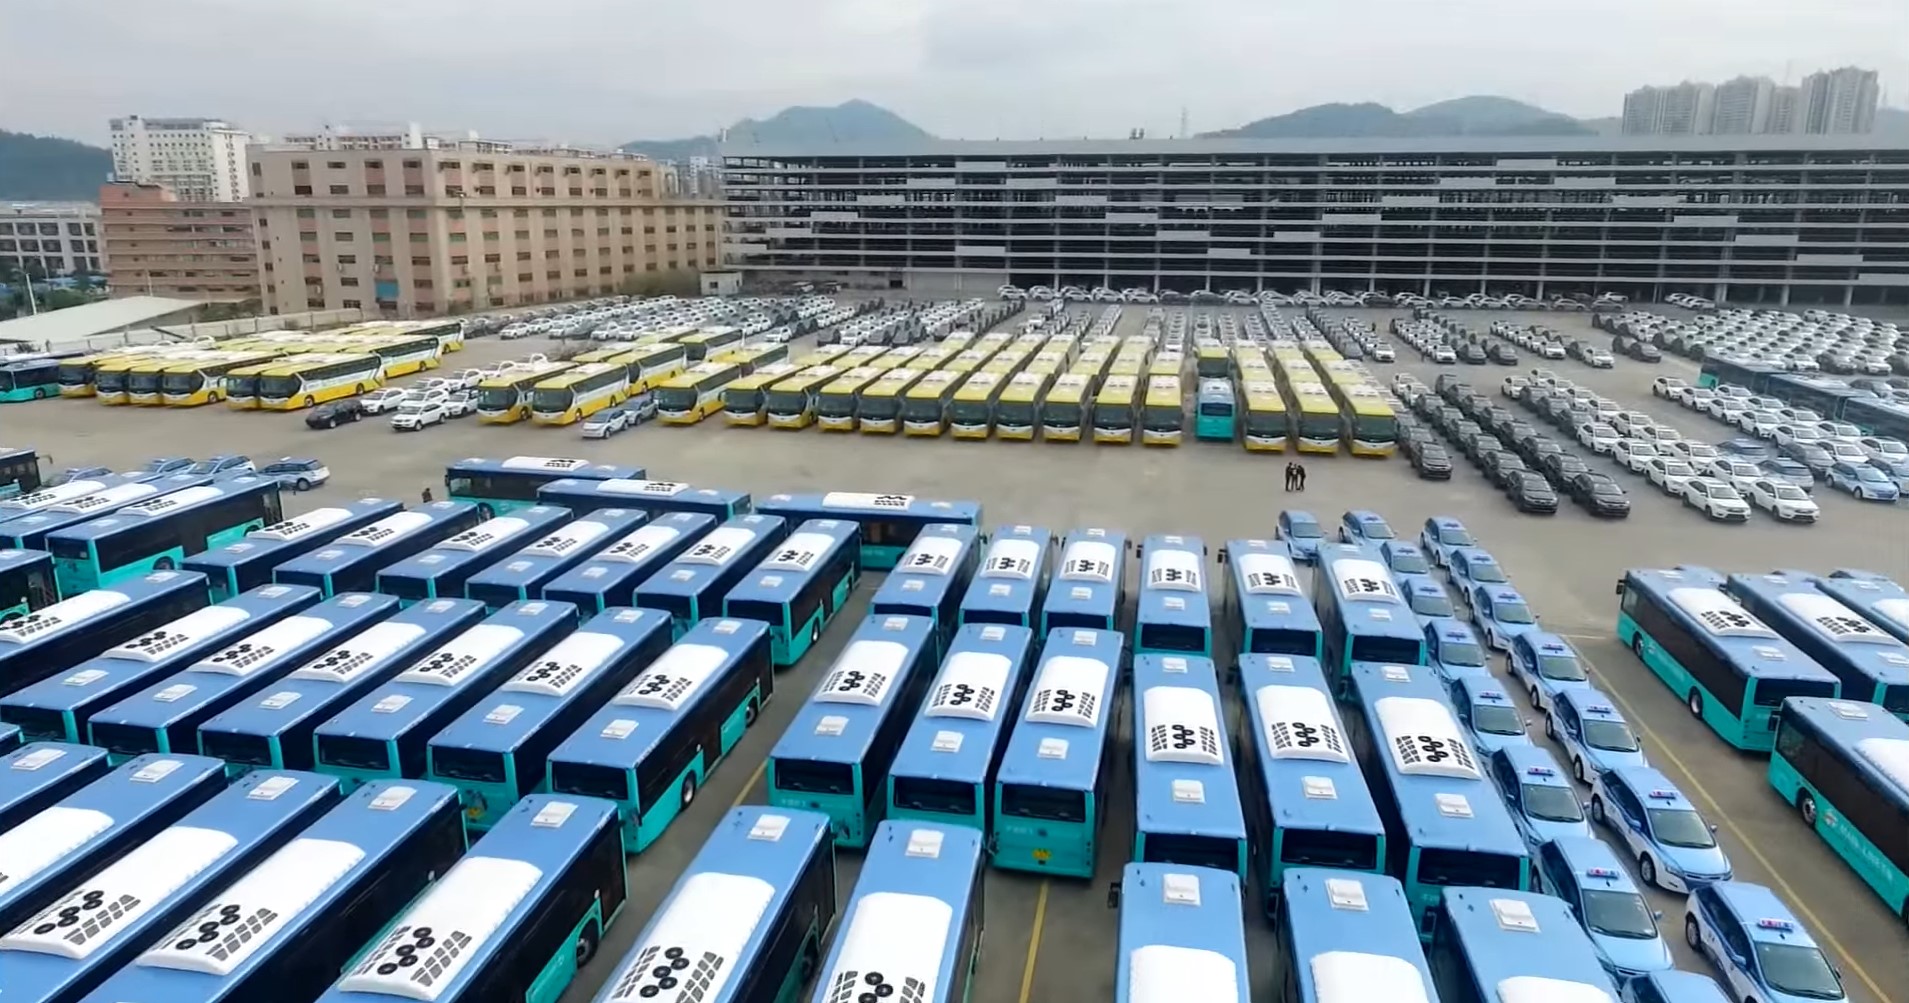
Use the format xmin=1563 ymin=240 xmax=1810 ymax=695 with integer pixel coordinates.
xmin=1205 ymin=96 xmax=1595 ymax=139
xmin=622 ymin=99 xmax=931 ymax=159
xmin=0 ymin=130 xmax=112 ymax=200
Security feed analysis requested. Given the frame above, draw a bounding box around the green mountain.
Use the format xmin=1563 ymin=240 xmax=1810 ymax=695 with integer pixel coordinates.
xmin=621 ymin=99 xmax=931 ymax=159
xmin=1205 ymin=96 xmax=1595 ymax=139
xmin=0 ymin=130 xmax=113 ymax=200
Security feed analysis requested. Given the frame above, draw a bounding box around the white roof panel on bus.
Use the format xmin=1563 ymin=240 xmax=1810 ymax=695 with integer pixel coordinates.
xmin=819 ymin=892 xmax=952 ymax=1003
xmin=602 ymin=872 xmax=775 ymax=1003
xmin=0 ymin=825 xmax=239 ymax=959
xmin=1145 ymin=549 xmax=1203 ymax=593
xmin=1255 ymin=684 xmax=1349 ymax=763
xmin=981 ymin=538 xmax=1040 ymax=580
xmin=1856 ymin=737 xmax=1909 ymax=793
xmin=821 ymin=492 xmax=914 ymax=510
xmin=1775 ymin=592 xmax=1897 ymax=644
xmin=600 ymin=479 xmax=689 ymax=498
xmin=137 ymin=836 xmax=366 ymax=975
xmin=1666 ymin=587 xmax=1777 ymax=638
xmin=192 ymin=615 xmax=337 ymax=677
xmin=1332 ymin=558 xmax=1401 ymax=603
xmin=1497 ymin=976 xmax=1616 ymax=1003
xmin=502 ymin=631 xmax=628 ymax=698
xmin=1374 ymin=696 xmax=1481 ymax=781
xmin=337 ymin=855 xmax=543 ymax=1002
xmin=0 ymin=806 xmax=113 ymax=892
xmin=815 ymin=639 xmax=910 ymax=707
xmin=597 ymin=523 xmax=684 ymax=564
xmin=898 ymin=535 xmax=965 ymax=576
xmin=48 ymin=482 xmax=160 ymax=514
xmin=287 ymin=622 xmax=429 ymax=684
xmin=761 ymin=532 xmax=837 ymax=573
xmin=1129 ymin=944 xmax=1240 ymax=1003
xmin=521 ymin=519 xmax=618 ymax=559
xmin=925 ymin=652 xmax=1012 ymax=722
xmin=500 ymin=456 xmax=592 ymax=472
xmin=336 ymin=511 xmax=435 ymax=548
xmin=612 ymin=643 xmax=729 ymax=711
xmin=1871 ymin=597 xmax=1909 ymax=634
xmin=0 ymin=589 xmax=134 ymax=644
xmin=1 ymin=479 xmax=108 ymax=511
xmin=107 ymin=605 xmax=256 ymax=663
xmin=122 ymin=485 xmax=227 ymax=517
xmin=1237 ymin=553 xmax=1301 ymax=595
xmin=392 ymin=625 xmax=529 ymax=687
xmin=435 ymin=517 xmax=531 ymax=554
xmin=1311 ymin=951 xmax=1430 ymax=1003
xmin=1059 ymin=541 xmax=1117 ymax=584
xmin=1142 ymin=686 xmax=1224 ymax=766
xmin=249 ymin=507 xmax=358 ymax=542
xmin=678 ymin=527 xmax=759 ymax=567
xmin=1026 ymin=655 xmax=1110 ymax=728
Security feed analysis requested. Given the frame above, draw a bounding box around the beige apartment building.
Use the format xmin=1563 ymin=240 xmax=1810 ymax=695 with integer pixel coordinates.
xmin=98 ymin=182 xmax=262 ymax=301
xmin=247 ymin=146 xmax=724 ymax=318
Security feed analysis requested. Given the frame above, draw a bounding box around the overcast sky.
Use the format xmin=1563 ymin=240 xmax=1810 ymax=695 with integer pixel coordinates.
xmin=7 ymin=0 xmax=1905 ymax=146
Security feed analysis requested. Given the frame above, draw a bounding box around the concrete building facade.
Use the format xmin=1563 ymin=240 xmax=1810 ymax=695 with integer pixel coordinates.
xmin=248 ymin=145 xmax=723 ymax=318
xmin=109 ymin=116 xmax=253 ymax=202
xmin=97 ymin=183 xmax=262 ymax=302
xmin=0 ymin=203 xmax=102 ymax=277
xmin=1709 ymin=76 xmax=1774 ymax=135
xmin=1621 ymin=83 xmax=1716 ymax=135
xmin=1800 ymin=66 xmax=1881 ymax=135
xmin=722 ymin=134 xmax=1909 ymax=307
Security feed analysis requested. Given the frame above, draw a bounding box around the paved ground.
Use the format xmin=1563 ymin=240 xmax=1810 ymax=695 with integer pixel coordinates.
xmin=4 ymin=306 xmax=1906 ymax=1003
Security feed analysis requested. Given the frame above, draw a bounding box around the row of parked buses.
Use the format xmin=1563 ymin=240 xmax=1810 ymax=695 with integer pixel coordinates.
xmin=465 ymin=326 xmax=787 ymax=426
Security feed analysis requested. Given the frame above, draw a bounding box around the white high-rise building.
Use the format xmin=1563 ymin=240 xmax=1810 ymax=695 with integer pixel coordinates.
xmin=108 ymin=116 xmax=253 ymax=202
xmin=1621 ymin=82 xmax=1715 ymax=135
xmin=1710 ymin=76 xmax=1774 ymax=134
xmin=1800 ymin=67 xmax=1881 ymax=134
xmin=1767 ymin=86 xmax=1804 ymax=134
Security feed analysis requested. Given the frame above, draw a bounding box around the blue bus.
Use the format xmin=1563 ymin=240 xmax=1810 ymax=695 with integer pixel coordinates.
xmin=318 ymin=793 xmax=626 ymax=1003
xmin=993 ymin=627 xmax=1126 ymax=878
xmin=634 ymin=512 xmax=789 ymax=638
xmin=1726 ymin=570 xmax=1909 ymax=719
xmin=1194 ymin=377 xmax=1237 ymax=441
xmin=427 ymin=607 xmax=672 ymax=831
xmin=723 ymin=517 xmax=861 ymax=667
xmin=0 ymin=473 xmax=152 ymax=522
xmin=0 ymin=742 xmax=109 ymax=833
xmin=1040 ymin=527 xmax=1129 ymax=635
xmin=548 ymin=617 xmax=774 ymax=852
xmin=0 ymin=769 xmax=340 ymax=1003
xmin=1135 ymin=533 xmax=1213 ymax=656
xmin=958 ymin=523 xmax=1052 ymax=629
xmin=0 ymin=720 xmax=15 ymax=751
xmin=81 ymin=779 xmax=467 ymax=1003
xmin=0 ymin=548 xmax=57 ymax=619
xmin=1237 ymin=653 xmax=1387 ymax=914
xmin=0 ymin=753 xmax=227 ymax=933
xmin=0 ymin=570 xmax=210 ymax=697
xmin=444 ymin=455 xmax=643 ymax=516
xmin=1114 ymin=862 xmax=1250 ymax=1003
xmin=1427 ymin=888 xmax=1621 ymax=1003
xmin=0 ymin=474 xmax=211 ymax=552
xmin=1813 ymin=572 xmax=1909 ymax=646
xmin=373 ymin=504 xmax=572 ymax=605
xmin=1770 ymin=696 xmax=1909 ymax=923
xmin=1346 ymin=661 xmax=1534 ymax=936
xmin=85 ymin=592 xmax=400 ymax=764
xmin=758 ymin=491 xmax=984 ymax=570
xmin=460 ymin=507 xmax=647 ymax=611
xmin=1131 ymin=653 xmax=1246 ymax=877
xmin=535 ymin=476 xmax=751 ymax=520
xmin=767 ymin=614 xmax=938 ymax=848
xmin=808 ymin=821 xmax=984 ymax=1003
xmin=1277 ymin=868 xmax=1437 ymax=1003
xmin=887 ymin=623 xmax=1037 ymax=830
xmin=0 ymin=582 xmax=321 ymax=743
xmin=871 ymin=523 xmax=982 ymax=658
xmin=539 ymin=512 xmax=716 ymax=616
xmin=272 ymin=501 xmax=486 ymax=597
xmin=195 ymin=598 xmax=488 ymax=774
xmin=311 ymin=600 xmax=576 ymax=791
xmin=589 ymin=806 xmax=838 ymax=1003
xmin=1617 ymin=567 xmax=1839 ymax=751
xmin=183 ymin=498 xmax=405 ymax=602
xmin=1314 ymin=545 xmax=1426 ymax=695
xmin=1221 ymin=538 xmax=1325 ymax=663
xmin=44 ymin=475 xmax=284 ymax=594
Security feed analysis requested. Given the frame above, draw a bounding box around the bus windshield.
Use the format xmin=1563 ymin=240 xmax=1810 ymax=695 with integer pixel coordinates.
xmin=1582 ymin=890 xmax=1658 ymax=939
xmin=950 ymin=400 xmax=990 ymax=423
xmin=258 ymin=375 xmax=302 ymax=398
xmin=1042 ymin=401 xmax=1081 ymax=425
xmin=817 ymin=393 xmax=857 ymax=418
xmin=726 ymin=387 xmax=766 ymax=411
xmin=1297 ymin=411 xmax=1339 ymax=437
xmin=1416 ymin=848 xmax=1522 ymax=888
xmin=655 ymin=386 xmax=699 ymax=411
xmin=1244 ymin=409 xmax=1285 ymax=434
xmin=228 ymin=374 xmax=262 ymax=397
xmin=161 ymin=372 xmax=202 ymax=393
xmin=531 ymin=387 xmax=575 ymax=412
xmin=1094 ymin=405 xmax=1131 ymax=430
xmin=903 ymin=397 xmax=945 ymax=421
xmin=996 ymin=400 xmax=1034 ymax=425
xmin=1353 ymin=411 xmax=1397 ymax=438
xmin=1143 ymin=404 xmax=1182 ymax=431
xmin=860 ymin=396 xmax=900 ymax=420
xmin=129 ymin=371 xmax=162 ymax=392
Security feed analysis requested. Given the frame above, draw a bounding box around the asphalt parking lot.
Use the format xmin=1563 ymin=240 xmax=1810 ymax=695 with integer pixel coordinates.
xmin=4 ymin=306 xmax=1907 ymax=1003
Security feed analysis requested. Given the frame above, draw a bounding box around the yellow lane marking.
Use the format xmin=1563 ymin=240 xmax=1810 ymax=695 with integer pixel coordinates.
xmin=1016 ymin=880 xmax=1050 ymax=1003
xmin=729 ymin=758 xmax=768 ymax=809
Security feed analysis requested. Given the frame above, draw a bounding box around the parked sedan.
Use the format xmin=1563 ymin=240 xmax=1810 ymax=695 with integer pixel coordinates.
xmin=1505 ymin=471 xmax=1559 ymax=514
xmin=1481 ymin=450 xmax=1530 ymax=489
xmin=189 ymin=454 xmax=255 ymax=477
xmin=305 ymin=398 xmax=364 ymax=429
xmin=1576 ymin=422 xmax=1620 ymax=455
xmin=1412 ymin=443 xmax=1454 ymax=480
xmin=1539 ymin=452 xmax=1590 ymax=487
xmin=580 ymin=407 xmax=633 ymax=439
xmin=1644 ymin=457 xmax=1697 ymax=496
xmin=1613 ymin=439 xmax=1661 ymax=474
xmin=1746 ymin=478 xmax=1820 ymax=523
xmin=257 ymin=457 xmax=330 ymax=492
xmin=1826 ymin=460 xmax=1901 ymax=502
xmin=358 ymin=387 xmax=408 ymax=414
xmin=1778 ymin=440 xmax=1836 ymax=479
xmin=1757 ymin=456 xmax=1818 ymax=490
xmin=1568 ymin=472 xmax=1632 ymax=518
xmin=1680 ymin=477 xmax=1752 ymax=522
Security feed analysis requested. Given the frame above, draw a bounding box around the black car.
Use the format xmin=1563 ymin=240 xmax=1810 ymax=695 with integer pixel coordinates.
xmin=1458 ymin=343 xmax=1489 ymax=364
xmin=1462 ymin=431 xmax=1500 ymax=463
xmin=1506 ymin=471 xmax=1559 ymax=514
xmin=1540 ymin=451 xmax=1591 ymax=486
xmin=1413 ymin=443 xmax=1453 ymax=480
xmin=1400 ymin=429 xmax=1435 ymax=460
xmin=305 ymin=398 xmax=364 ymax=429
xmin=1568 ymin=471 xmax=1632 ymax=518
xmin=1539 ymin=396 xmax=1577 ymax=427
xmin=1487 ymin=342 xmax=1518 ymax=365
xmin=1435 ymin=373 xmax=1470 ymax=398
xmin=1501 ymin=420 xmax=1538 ymax=444
xmin=1519 ymin=436 xmax=1564 ymax=468
xmin=1628 ymin=341 xmax=1662 ymax=362
xmin=1481 ymin=449 xmax=1529 ymax=487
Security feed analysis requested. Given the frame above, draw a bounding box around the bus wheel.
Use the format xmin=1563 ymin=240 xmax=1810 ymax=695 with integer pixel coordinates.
xmin=154 ymin=556 xmax=176 ymax=570
xmin=304 ymin=395 xmax=316 ymax=408
xmin=810 ymin=622 xmax=822 ymax=648
xmin=32 ymin=388 xmax=46 ymax=399
xmin=680 ymin=774 xmax=697 ymax=808
xmin=1631 ymin=635 xmax=1644 ymax=658
xmin=744 ymin=698 xmax=758 ymax=726
xmin=1686 ymin=690 xmax=1703 ymax=718
xmin=355 ymin=384 xmax=365 ymax=395
xmin=573 ymin=919 xmax=600 ymax=967
xmin=1796 ymin=790 xmax=1818 ymax=827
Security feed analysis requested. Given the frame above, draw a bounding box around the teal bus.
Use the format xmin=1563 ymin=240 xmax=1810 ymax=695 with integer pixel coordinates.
xmin=767 ymin=614 xmax=939 ymax=848
xmin=0 ymin=473 xmax=211 ymax=552
xmin=1726 ymin=570 xmax=1909 ymax=720
xmin=1220 ymin=538 xmax=1325 ymax=666
xmin=0 ymin=445 xmax=45 ymax=498
xmin=0 ymin=359 xmax=61 ymax=402
xmin=1770 ymin=696 xmax=1909 ymax=923
xmin=444 ymin=456 xmax=644 ymax=517
xmin=1277 ymin=869 xmax=1437 ymax=1003
xmin=1116 ymin=863 xmax=1251 ymax=1003
xmin=181 ymin=498 xmax=404 ymax=602
xmin=460 ymin=507 xmax=648 ymax=611
xmin=1313 ymin=543 xmax=1427 ymax=696
xmin=44 ymin=476 xmax=284 ymax=595
xmin=427 ymin=606 xmax=672 ymax=831
xmin=539 ymin=512 xmax=716 ymax=616
xmin=0 ymin=570 xmax=209 ymax=698
xmin=1135 ymin=533 xmax=1212 ymax=657
xmin=0 ymin=741 xmax=109 ymax=831
xmin=992 ymin=626 xmax=1126 ymax=878
xmin=1131 ymin=652 xmax=1246 ymax=878
xmin=1194 ymin=377 xmax=1237 ymax=441
xmin=870 ymin=523 xmax=982 ymax=659
xmin=588 ymin=806 xmax=838 ymax=1003
xmin=807 ymin=820 xmax=985 ymax=1003
xmin=274 ymin=502 xmax=486 ymax=597
xmin=957 ymin=524 xmax=1052 ymax=630
xmin=548 ymin=617 xmax=775 ymax=852
xmin=757 ymin=491 xmax=983 ymax=570
xmin=721 ymin=517 xmax=861 ymax=667
xmin=633 ymin=512 xmax=789 ymax=639
xmin=536 ymin=477 xmax=752 ymax=521
xmin=317 ymin=794 xmax=626 ymax=1003
xmin=885 ymin=623 xmax=1037 ymax=830
xmin=373 ymin=504 xmax=572 ymax=605
xmin=1617 ymin=567 xmax=1839 ymax=751
xmin=0 ymin=548 xmax=57 ymax=620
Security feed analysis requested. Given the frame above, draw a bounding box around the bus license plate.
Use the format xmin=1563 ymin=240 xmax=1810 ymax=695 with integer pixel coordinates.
xmin=1032 ymin=849 xmax=1051 ymax=863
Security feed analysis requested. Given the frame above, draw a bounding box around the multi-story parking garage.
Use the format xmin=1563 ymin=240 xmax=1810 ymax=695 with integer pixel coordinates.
xmin=722 ymin=135 xmax=1909 ymax=306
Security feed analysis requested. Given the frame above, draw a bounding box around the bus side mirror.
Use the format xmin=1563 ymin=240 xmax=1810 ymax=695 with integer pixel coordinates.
xmin=1106 ymin=881 xmax=1122 ymax=910
xmin=1614 ymin=581 xmax=1625 ymax=595
xmin=1216 ymin=550 xmax=1228 ymax=565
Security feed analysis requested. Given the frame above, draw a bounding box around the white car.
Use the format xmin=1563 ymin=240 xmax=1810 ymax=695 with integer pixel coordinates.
xmin=1772 ymin=424 xmax=1824 ymax=449
xmin=1664 ymin=440 xmax=1718 ymax=464
xmin=389 ymin=400 xmax=447 ymax=431
xmin=1646 ymin=457 xmax=1697 ymax=495
xmin=1652 ymin=377 xmax=1688 ymax=399
xmin=1815 ymin=420 xmax=1863 ymax=442
xmin=1703 ymin=459 xmax=1763 ymax=493
xmin=1611 ymin=412 xmax=1654 ymax=436
xmin=1677 ymin=387 xmax=1714 ymax=409
xmin=1637 ymin=424 xmax=1683 ymax=446
xmin=1576 ymin=423 xmax=1620 ymax=455
xmin=1539 ymin=342 xmax=1567 ymax=359
xmin=1703 ymin=396 xmax=1749 ymax=421
xmin=1681 ymin=477 xmax=1752 ymax=522
xmin=442 ymin=391 xmax=477 ymax=418
xmin=1737 ymin=410 xmax=1785 ymax=437
xmin=359 ymin=388 xmax=407 ymax=414
xmin=1431 ymin=346 xmax=1457 ymax=364
xmin=1614 ymin=439 xmax=1660 ymax=473
xmin=445 ymin=369 xmax=487 ymax=391
xmin=1823 ymin=439 xmax=1871 ymax=467
xmin=1747 ymin=478 xmax=1821 ymax=523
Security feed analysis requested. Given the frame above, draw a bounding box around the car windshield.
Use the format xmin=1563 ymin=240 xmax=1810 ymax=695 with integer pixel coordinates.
xmin=1287 ymin=520 xmax=1323 ymax=539
xmin=1790 ymin=427 xmax=1823 ymax=441
xmin=1583 ymin=719 xmax=1640 ymax=752
xmin=1492 ymin=600 xmax=1534 ymax=625
xmin=1438 ymin=526 xmax=1475 ymax=546
xmin=1771 ymin=485 xmax=1809 ymax=500
xmin=1538 ymin=654 xmax=1586 ymax=681
xmin=1412 ymin=592 xmax=1455 ymax=618
xmin=1590 ymin=425 xmax=1615 ymax=437
xmin=1645 ymin=807 xmax=1716 ymax=848
xmin=1753 ymin=943 xmax=1844 ymax=1000
xmin=1630 ymin=443 xmax=1658 ymax=457
xmin=1521 ymin=783 xmax=1584 ymax=822
xmin=1581 ymin=890 xmax=1659 ymax=939
xmin=1855 ymin=466 xmax=1888 ymax=482
xmin=1358 ymin=521 xmax=1394 ymax=539
xmin=1389 ymin=551 xmax=1431 ymax=574
xmin=262 ymin=464 xmax=301 ymax=475
xmin=1876 ymin=441 xmax=1909 ymax=458
xmin=1663 ymin=462 xmax=1694 ymax=476
xmin=1472 ymin=704 xmax=1523 ymax=736
xmin=398 ymin=404 xmax=425 ymax=415
xmin=1707 ymin=484 xmax=1742 ymax=500
xmin=1465 ymin=560 xmax=1506 ymax=585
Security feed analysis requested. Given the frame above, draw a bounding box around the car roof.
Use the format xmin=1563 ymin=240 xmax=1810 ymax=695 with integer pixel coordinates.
xmin=1480 ymin=584 xmax=1525 ymax=605
xmin=1381 ymin=539 xmax=1423 ymax=555
xmin=1427 ymin=515 xmax=1466 ymax=531
xmin=1346 ymin=509 xmax=1386 ymax=525
xmin=1556 ymin=687 xmax=1622 ymax=717
xmin=1429 ymin=620 xmax=1479 ymax=643
xmin=1518 ymin=630 xmax=1571 ymax=654
xmin=1495 ymin=743 xmax=1570 ymax=781
xmin=1451 ymin=546 xmax=1497 ymax=567
xmin=1708 ymin=883 xmax=1814 ymax=945
xmin=1605 ymin=766 xmax=1692 ymax=808
xmin=1282 ymin=510 xmax=1319 ymax=525
xmin=1454 ymin=674 xmax=1514 ymax=701
xmin=1547 ymin=835 xmax=1634 ymax=884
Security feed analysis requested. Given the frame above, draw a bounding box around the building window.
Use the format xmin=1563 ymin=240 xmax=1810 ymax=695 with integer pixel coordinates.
xmin=412 ymin=256 xmax=431 ymax=266
xmin=645 ymin=262 xmax=658 ymax=272
xmin=340 ymin=277 xmax=359 ymax=287
xmin=335 ymin=231 xmax=355 ymax=241
xmin=293 ymin=185 xmax=313 ymax=196
xmin=371 ymin=232 xmax=391 ymax=243
xmin=332 ymin=209 xmax=351 ymax=219
xmin=404 ymin=185 xmax=425 ymax=196
xmin=415 ymin=278 xmax=433 ymax=289
xmin=514 ymin=229 xmax=530 ymax=240
xmin=517 ymin=251 xmax=532 ymax=261
xmin=406 ymin=209 xmax=426 ymax=219
xmin=328 ymin=185 xmax=350 ymax=195
xmin=369 ymin=208 xmax=388 ymax=219
xmin=450 ymin=255 xmax=468 ymax=265
xmin=416 ymin=302 xmax=435 ymax=313
xmin=410 ymin=233 xmax=429 ymax=242
xmin=299 ymin=231 xmax=318 ymax=241
xmin=296 ymin=208 xmax=316 ymax=218
xmin=518 ymin=272 xmax=533 ymax=282
xmin=365 ymin=159 xmax=383 ymax=169
xmin=366 ymin=184 xmax=386 ymax=196
xmin=291 ymin=160 xmax=309 ymax=170
xmin=302 ymin=253 xmax=320 ymax=264
xmin=402 ymin=159 xmax=421 ymax=168
xmin=643 ymin=226 xmax=655 ymax=234
xmin=341 ymin=299 xmax=361 ymax=309
xmin=449 ymin=233 xmax=467 ymax=243
xmin=337 ymin=254 xmax=356 ymax=264
xmin=484 ymin=253 xmax=501 ymax=263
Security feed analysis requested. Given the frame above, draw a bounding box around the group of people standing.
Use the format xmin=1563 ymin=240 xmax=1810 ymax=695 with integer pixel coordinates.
xmin=1283 ymin=462 xmax=1308 ymax=492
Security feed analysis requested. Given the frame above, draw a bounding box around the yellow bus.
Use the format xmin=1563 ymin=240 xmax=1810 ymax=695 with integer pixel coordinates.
xmin=676 ymin=326 xmax=745 ymax=361
xmin=1196 ymin=343 xmax=1233 ymax=380
xmin=618 ymin=342 xmax=691 ymax=392
xmin=1302 ymin=341 xmax=1344 ymax=368
xmin=531 ymin=362 xmax=630 ymax=425
xmin=1023 ymin=351 xmax=1068 ymax=378
xmin=227 ymin=352 xmax=326 ymax=408
xmin=834 ymin=345 xmax=888 ymax=370
xmin=1337 ymin=384 xmax=1399 ymax=457
xmin=1070 ymin=349 xmax=1115 ymax=382
xmin=569 ymin=346 xmax=640 ymax=366
xmin=980 ymin=349 xmax=1033 ymax=377
xmin=57 ymin=351 xmax=149 ymax=398
xmin=1289 ymin=381 xmax=1342 ymax=454
xmin=856 ymin=367 xmax=927 ymax=434
xmin=355 ymin=334 xmax=443 ymax=378
xmin=93 ymin=353 xmax=177 ymax=405
xmin=939 ymin=332 xmax=974 ymax=353
xmin=125 ymin=354 xmax=191 ymax=405
xmin=720 ymin=362 xmax=801 ymax=426
xmin=1040 ymin=373 xmax=1095 ymax=442
xmin=901 ymin=370 xmax=964 ymax=437
xmin=910 ymin=346 xmax=958 ymax=371
xmin=975 ymin=332 xmax=1014 ymax=355
xmin=949 ymin=371 xmax=1009 ymax=440
xmin=873 ymin=346 xmax=923 ymax=370
xmin=994 ymin=371 xmax=1053 ymax=440
xmin=256 ymin=353 xmax=384 ymax=410
xmin=1012 ymin=332 xmax=1050 ymax=352
xmin=655 ymin=361 xmax=744 ymax=425
xmin=765 ymin=366 xmax=841 ymax=430
xmin=1141 ymin=374 xmax=1185 ymax=446
xmin=815 ymin=366 xmax=888 ymax=432
xmin=476 ymin=361 xmax=574 ymax=424
xmin=1147 ymin=352 xmax=1186 ymax=379
xmin=792 ymin=345 xmax=852 ymax=368
xmin=711 ymin=342 xmax=790 ymax=373
xmin=1241 ymin=379 xmax=1291 ymax=452
xmin=156 ymin=351 xmax=282 ymax=406
xmin=393 ymin=318 xmax=465 ymax=353
xmin=1091 ymin=375 xmax=1141 ymax=445
xmin=938 ymin=349 xmax=992 ymax=378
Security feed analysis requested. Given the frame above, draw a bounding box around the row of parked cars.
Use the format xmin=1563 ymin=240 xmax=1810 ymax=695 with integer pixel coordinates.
xmin=121 ymin=454 xmax=331 ymax=491
xmin=1309 ymin=311 xmax=1398 ymax=362
xmin=1607 ymin=306 xmax=1908 ymax=374
xmin=1393 ymin=314 xmax=1518 ymax=366
xmin=1652 ymin=376 xmax=1908 ymax=503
